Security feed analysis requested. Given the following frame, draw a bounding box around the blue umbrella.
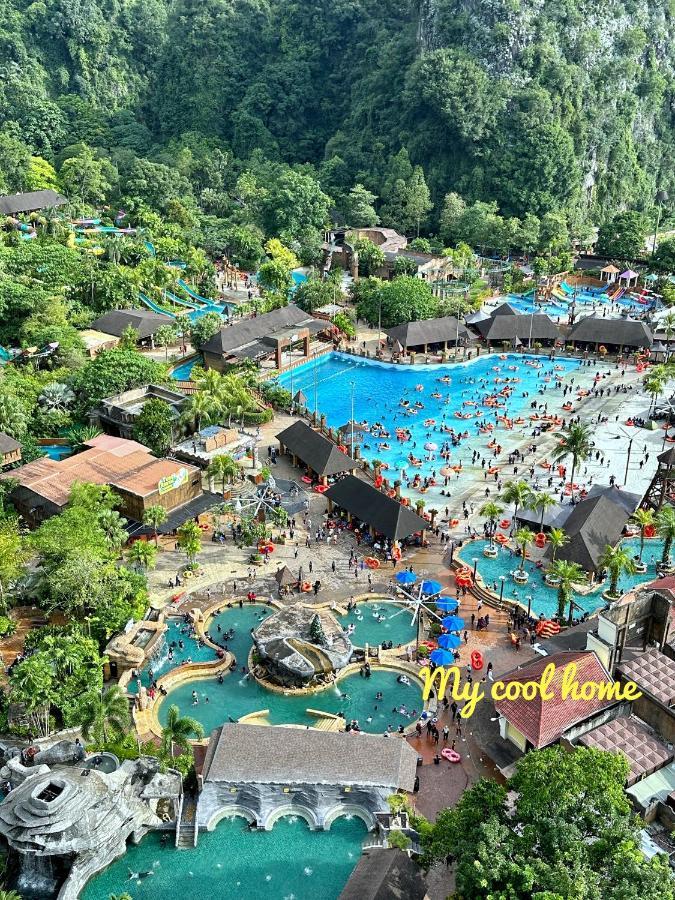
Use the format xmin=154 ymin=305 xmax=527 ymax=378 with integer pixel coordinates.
xmin=395 ymin=570 xmax=417 ymax=585
xmin=430 ymin=648 xmax=455 ymax=665
xmin=435 ymin=597 xmax=459 ymax=613
xmin=437 ymin=633 xmax=461 ymax=650
xmin=441 ymin=615 xmax=465 ymax=632
xmin=421 ymin=579 xmax=442 ymax=595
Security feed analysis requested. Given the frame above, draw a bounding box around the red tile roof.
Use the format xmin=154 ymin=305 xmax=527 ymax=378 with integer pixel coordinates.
xmin=494 ymin=651 xmax=616 ymax=749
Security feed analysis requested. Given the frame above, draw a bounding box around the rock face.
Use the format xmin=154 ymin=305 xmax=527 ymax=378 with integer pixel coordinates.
xmin=34 ymin=740 xmax=85 ymax=768
xmin=0 ymin=758 xmax=181 ymax=900
xmin=253 ymin=603 xmax=353 ymax=685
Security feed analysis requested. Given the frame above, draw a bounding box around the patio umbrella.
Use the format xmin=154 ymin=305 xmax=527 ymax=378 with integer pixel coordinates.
xmin=441 ymin=615 xmax=465 ymax=632
xmin=435 ymin=598 xmax=459 ymax=613
xmin=395 ymin=570 xmax=417 ymax=585
xmin=424 ymin=442 xmax=438 ymax=451
xmin=437 ymin=633 xmax=461 ymax=650
xmin=421 ymin=579 xmax=442 ymax=595
xmin=430 ymin=648 xmax=455 ymax=665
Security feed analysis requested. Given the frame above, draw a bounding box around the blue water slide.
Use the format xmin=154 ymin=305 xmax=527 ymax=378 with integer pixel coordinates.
xmin=165 ymin=291 xmax=200 ymax=310
xmin=139 ymin=292 xmax=174 ymax=316
xmin=177 ymin=278 xmax=211 ymax=304
xmin=144 ymin=240 xmax=156 ymax=257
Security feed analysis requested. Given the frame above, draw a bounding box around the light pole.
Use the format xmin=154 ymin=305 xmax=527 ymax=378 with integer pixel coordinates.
xmin=349 ymin=380 xmax=356 ymax=454
xmin=472 ymin=557 xmax=479 ymax=578
xmin=499 ymin=575 xmax=506 ymax=603
xmin=652 ymin=190 xmax=669 ymax=259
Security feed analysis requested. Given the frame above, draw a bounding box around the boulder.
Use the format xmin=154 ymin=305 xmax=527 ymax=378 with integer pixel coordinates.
xmin=34 ymin=740 xmax=85 ymax=767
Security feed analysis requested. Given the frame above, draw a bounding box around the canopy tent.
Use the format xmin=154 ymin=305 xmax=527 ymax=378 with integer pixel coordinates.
xmin=600 ymin=264 xmax=620 ymax=283
xmin=620 ymin=269 xmax=640 ymax=286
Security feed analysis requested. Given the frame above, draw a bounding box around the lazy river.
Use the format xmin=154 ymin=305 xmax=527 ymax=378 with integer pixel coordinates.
xmin=81 ymin=815 xmax=366 ymax=900
xmin=139 ymin=605 xmax=422 ymax=734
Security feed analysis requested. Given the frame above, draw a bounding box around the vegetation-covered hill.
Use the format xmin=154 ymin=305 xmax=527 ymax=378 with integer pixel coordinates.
xmin=2 ymin=0 xmax=674 ymax=230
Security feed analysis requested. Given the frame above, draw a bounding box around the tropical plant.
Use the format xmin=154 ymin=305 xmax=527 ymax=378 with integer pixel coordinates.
xmin=127 ymin=539 xmax=158 ymax=572
xmin=0 ymin=517 xmax=29 ymax=610
xmin=66 ymin=424 xmax=103 ymax=451
xmin=184 ymin=390 xmax=214 ymax=434
xmin=599 ymin=544 xmax=636 ymax=598
xmin=528 ymin=492 xmax=557 ymax=528
xmin=74 ymin=685 xmax=130 ymax=746
xmin=631 ymin=508 xmax=655 ymax=563
xmin=551 ymin=423 xmax=593 ymax=501
xmin=143 ymin=505 xmax=168 ymax=545
xmin=500 ymin=481 xmax=532 ymax=526
xmin=161 ymin=703 xmax=204 ymax=757
xmin=547 ymin=527 xmax=569 ymax=562
xmin=176 ymin=520 xmax=202 ymax=568
xmin=38 ymin=382 xmax=75 ymax=411
xmin=480 ymin=500 xmax=503 ymax=547
xmin=207 ymin=453 xmax=241 ymax=493
xmin=514 ymin=527 xmax=534 ymax=575
xmin=548 ymin=559 xmax=586 ymax=624
xmin=644 ymin=366 xmax=668 ymax=415
xmin=98 ymin=508 xmax=128 ymax=554
xmin=656 ymin=506 xmax=675 ymax=568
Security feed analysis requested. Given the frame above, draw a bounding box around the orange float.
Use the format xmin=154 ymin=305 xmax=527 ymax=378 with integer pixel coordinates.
xmin=499 ymin=519 xmax=511 ymax=529
xmin=534 ymin=532 xmax=547 ymax=548
xmin=374 ymin=475 xmax=383 ymax=488
xmin=470 ymin=650 xmax=484 ymax=670
xmin=450 ymin=518 xmax=460 ymax=527
xmin=495 ymin=533 xmax=508 ymax=544
xmin=301 ymin=581 xmax=312 ymax=592
xmin=392 ymin=546 xmax=402 ymax=560
xmin=365 ymin=557 xmax=381 ymax=569
xmin=313 ymin=484 xmax=329 ymax=493
xmin=644 ymin=524 xmax=656 ymax=538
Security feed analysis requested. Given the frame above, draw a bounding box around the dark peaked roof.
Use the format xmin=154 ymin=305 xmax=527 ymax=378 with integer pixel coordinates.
xmin=569 ymin=316 xmax=652 ymax=348
xmin=475 ymin=309 xmax=559 ymax=342
xmin=543 ymin=493 xmax=632 ymax=571
xmin=276 ymin=421 xmax=354 ymax=476
xmin=325 ymin=475 xmax=427 ymax=540
xmin=0 ymin=190 xmax=67 ymax=215
xmin=339 ymin=849 xmax=429 ymax=900
xmin=201 ymin=306 xmax=321 ymax=355
xmin=658 ymin=447 xmax=675 ymax=465
xmin=90 ymin=308 xmax=174 ymax=339
xmin=0 ymin=433 xmax=21 ymax=454
xmin=384 ymin=315 xmax=473 ymax=348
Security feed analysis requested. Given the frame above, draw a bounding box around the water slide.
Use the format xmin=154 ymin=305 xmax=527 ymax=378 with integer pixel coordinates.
xmin=177 ymin=278 xmax=212 ymax=304
xmin=165 ymin=291 xmax=200 ymax=310
xmin=0 ymin=346 xmax=13 ymax=362
xmin=144 ymin=240 xmax=156 ymax=257
xmin=139 ymin=292 xmax=174 ymax=316
xmin=559 ymin=282 xmax=575 ymax=295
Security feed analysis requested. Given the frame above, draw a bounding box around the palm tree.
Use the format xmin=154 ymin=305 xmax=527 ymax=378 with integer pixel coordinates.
xmin=207 ymin=453 xmax=241 ymax=494
xmin=143 ymin=505 xmax=168 ymax=545
xmin=161 ymin=704 xmax=204 ymax=757
xmin=500 ymin=481 xmax=533 ymax=529
xmin=480 ymin=501 xmax=503 ymax=548
xmin=662 ymin=311 xmax=675 ymax=362
xmin=644 ymin=366 xmax=667 ymax=415
xmin=631 ymin=508 xmax=655 ymax=564
xmin=184 ymin=391 xmax=214 ymax=434
xmin=514 ymin=527 xmax=534 ymax=577
xmin=38 ymin=382 xmax=75 ymax=411
xmin=528 ymin=492 xmax=557 ymax=529
xmin=599 ymin=544 xmax=636 ymax=598
xmin=656 ymin=505 xmax=675 ymax=568
xmin=0 ymin=891 xmax=24 ymax=900
xmin=98 ymin=509 xmax=128 ymax=554
xmin=127 ymin=540 xmax=158 ymax=572
xmin=548 ymin=527 xmax=569 ymax=562
xmin=551 ymin=422 xmax=593 ymax=502
xmin=74 ymin=685 xmax=130 ymax=746
xmin=177 ymin=520 xmax=202 ymax=568
xmin=548 ymin=559 xmax=586 ymax=625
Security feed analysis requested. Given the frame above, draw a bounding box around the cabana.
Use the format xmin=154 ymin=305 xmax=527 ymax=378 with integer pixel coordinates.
xmin=600 ymin=264 xmax=620 ymax=283
xmin=324 ymin=475 xmax=427 ymax=543
xmin=384 ymin=316 xmax=474 ymax=354
xmin=568 ymin=316 xmax=652 ymax=353
xmin=276 ymin=420 xmax=355 ymax=485
xmin=620 ymin=269 xmax=640 ymax=287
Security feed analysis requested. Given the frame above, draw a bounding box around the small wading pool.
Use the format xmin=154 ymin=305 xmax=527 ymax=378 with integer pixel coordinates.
xmin=81 ymin=815 xmax=367 ymax=900
xmin=337 ymin=599 xmax=416 ymax=648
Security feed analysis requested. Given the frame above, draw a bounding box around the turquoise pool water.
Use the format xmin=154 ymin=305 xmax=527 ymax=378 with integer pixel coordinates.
xmin=81 ymin=815 xmax=366 ymax=900
xmin=170 ymin=354 xmax=203 ymax=380
xmin=127 ymin=618 xmax=220 ymax=695
xmin=337 ymin=600 xmax=416 ymax=648
xmin=278 ymin=352 xmax=582 ymax=488
xmin=506 ymin=282 xmax=650 ymax=317
xmin=39 ymin=443 xmax=72 ymax=460
xmin=159 ymin=606 xmax=422 ymax=733
xmin=459 ymin=537 xmax=667 ymax=619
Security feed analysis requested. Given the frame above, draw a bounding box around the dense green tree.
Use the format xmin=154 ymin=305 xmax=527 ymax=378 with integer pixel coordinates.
xmin=597 ymin=211 xmax=648 ymax=259
xmin=70 ymin=349 xmax=167 ymax=415
xmin=60 ymin=148 xmax=116 ymax=205
xmin=352 ymin=238 xmax=385 ymax=276
xmin=188 ymin=312 xmax=222 ymax=350
xmin=344 ymin=184 xmax=379 ymax=227
xmin=132 ymin=397 xmax=176 ymax=456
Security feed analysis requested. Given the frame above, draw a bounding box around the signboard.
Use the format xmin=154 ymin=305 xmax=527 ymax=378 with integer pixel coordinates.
xmin=158 ymin=467 xmax=189 ymax=495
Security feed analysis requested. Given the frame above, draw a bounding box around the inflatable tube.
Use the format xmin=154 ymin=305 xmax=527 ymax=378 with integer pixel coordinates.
xmin=301 ymin=581 xmax=312 ymax=592
xmin=313 ymin=484 xmax=329 ymax=493
xmin=499 ymin=519 xmax=511 ymax=529
xmin=441 ymin=748 xmax=461 ymax=763
xmin=470 ymin=650 xmax=484 ymax=670
xmin=365 ymin=557 xmax=380 ymax=569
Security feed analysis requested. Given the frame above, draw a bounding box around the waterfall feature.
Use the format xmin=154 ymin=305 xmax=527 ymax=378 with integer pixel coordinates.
xmin=16 ymin=853 xmax=58 ymax=898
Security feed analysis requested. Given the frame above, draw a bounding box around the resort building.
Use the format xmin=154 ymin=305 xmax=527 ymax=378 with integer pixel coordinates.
xmin=1 ymin=434 xmax=203 ymax=527
xmin=568 ymin=316 xmax=653 ymax=352
xmin=471 ymin=303 xmax=559 ymax=346
xmin=91 ymin=383 xmax=188 ymax=441
xmin=89 ymin=308 xmax=175 ymax=347
xmin=276 ymin=420 xmax=356 ymax=484
xmin=200 ymin=306 xmax=328 ymax=372
xmin=384 ymin=316 xmax=474 ymax=355
xmin=196 ymin=724 xmax=418 ymax=834
xmin=0 ymin=189 xmax=67 ymax=215
xmin=78 ymin=328 xmax=120 ymax=358
xmin=0 ymin=432 xmax=21 ymax=468
xmin=339 ymin=848 xmax=430 ymax=900
xmin=324 ymin=475 xmax=427 ymax=542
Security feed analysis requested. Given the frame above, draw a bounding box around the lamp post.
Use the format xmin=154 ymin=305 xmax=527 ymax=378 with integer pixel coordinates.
xmin=499 ymin=575 xmax=506 ymax=603
xmin=472 ymin=557 xmax=479 ymax=578
xmin=349 ymin=380 xmax=356 ymax=454
xmin=652 ymin=190 xmax=669 ymax=258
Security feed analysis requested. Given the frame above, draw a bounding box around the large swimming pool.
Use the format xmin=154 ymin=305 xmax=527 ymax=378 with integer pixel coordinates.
xmin=459 ymin=536 xmax=666 ymax=619
xmin=277 ymin=352 xmax=582 ymax=491
xmin=154 ymin=605 xmax=422 ymax=733
xmin=81 ymin=815 xmax=366 ymax=900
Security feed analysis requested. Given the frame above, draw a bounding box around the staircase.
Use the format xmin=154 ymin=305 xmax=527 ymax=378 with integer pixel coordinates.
xmin=176 ymin=793 xmax=198 ymax=848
